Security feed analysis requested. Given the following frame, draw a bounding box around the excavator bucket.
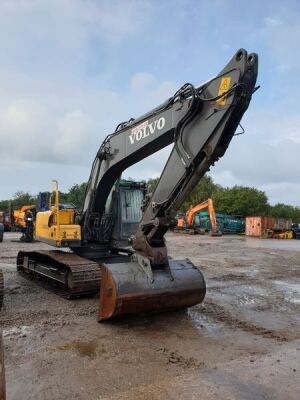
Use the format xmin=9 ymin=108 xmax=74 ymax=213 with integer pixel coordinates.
xmin=98 ymin=259 xmax=206 ymax=321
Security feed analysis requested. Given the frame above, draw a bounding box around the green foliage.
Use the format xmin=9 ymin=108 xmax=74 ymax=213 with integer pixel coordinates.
xmin=65 ymin=183 xmax=88 ymax=209
xmin=12 ymin=191 xmax=37 ymax=207
xmin=59 ymin=183 xmax=88 ymax=210
xmin=0 ymin=200 xmax=10 ymax=213
xmin=213 ymin=186 xmax=270 ymax=216
xmin=0 ymin=176 xmax=299 ymax=222
xmin=182 ymin=176 xmax=220 ymax=212
xmin=146 ymin=177 xmax=160 ymax=193
xmin=270 ymin=203 xmax=300 ymax=221
xmin=0 ymin=191 xmax=36 ymax=214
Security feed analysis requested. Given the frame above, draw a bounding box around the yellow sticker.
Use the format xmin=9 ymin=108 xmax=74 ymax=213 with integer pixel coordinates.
xmin=216 ymin=77 xmax=232 ymax=106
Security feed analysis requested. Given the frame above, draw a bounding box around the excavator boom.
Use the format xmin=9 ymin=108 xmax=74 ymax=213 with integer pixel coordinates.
xmin=97 ymin=49 xmax=258 ymax=319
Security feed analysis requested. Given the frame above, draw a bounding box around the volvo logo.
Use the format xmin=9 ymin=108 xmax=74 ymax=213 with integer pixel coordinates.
xmin=129 ymin=117 xmax=166 ymax=145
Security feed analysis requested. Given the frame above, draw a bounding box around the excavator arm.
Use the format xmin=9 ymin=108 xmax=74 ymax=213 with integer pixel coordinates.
xmin=90 ymin=48 xmax=258 ymax=320
xmin=82 ymin=50 xmax=258 ymax=241
xmin=81 ymin=49 xmax=257 ymax=258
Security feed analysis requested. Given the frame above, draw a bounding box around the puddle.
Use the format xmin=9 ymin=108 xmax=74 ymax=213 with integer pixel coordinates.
xmin=289 ymin=298 xmax=300 ymax=304
xmin=274 ymin=280 xmax=300 ymax=293
xmin=237 ymin=294 xmax=256 ymax=305
xmin=212 ymin=291 xmax=258 ymax=308
xmin=3 ymin=325 xmax=31 ymax=337
xmin=274 ymin=280 xmax=300 ymax=304
xmin=244 ymin=238 xmax=300 ymax=252
xmin=218 ymin=284 xmax=267 ymax=298
xmin=56 ymin=339 xmax=106 ymax=358
xmin=248 ymin=268 xmax=259 ymax=278
xmin=187 ymin=308 xmax=220 ymax=336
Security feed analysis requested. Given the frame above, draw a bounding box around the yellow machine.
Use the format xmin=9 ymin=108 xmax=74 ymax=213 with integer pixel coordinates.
xmin=273 ymin=230 xmax=294 ymax=239
xmin=35 ymin=181 xmax=81 ymax=247
xmin=12 ymin=205 xmax=35 ymax=230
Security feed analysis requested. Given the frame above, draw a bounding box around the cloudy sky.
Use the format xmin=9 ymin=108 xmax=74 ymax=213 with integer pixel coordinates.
xmin=0 ymin=0 xmax=299 ymax=205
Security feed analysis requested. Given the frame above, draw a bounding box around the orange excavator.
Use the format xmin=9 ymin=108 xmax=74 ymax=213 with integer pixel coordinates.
xmin=175 ymin=198 xmax=222 ymax=236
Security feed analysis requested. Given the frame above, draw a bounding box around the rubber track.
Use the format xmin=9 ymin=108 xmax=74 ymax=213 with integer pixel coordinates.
xmin=0 ymin=269 xmax=3 ymax=309
xmin=17 ymin=250 xmax=101 ymax=298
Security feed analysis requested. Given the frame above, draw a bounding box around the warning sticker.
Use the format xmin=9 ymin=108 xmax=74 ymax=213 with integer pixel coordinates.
xmin=216 ymin=77 xmax=232 ymax=106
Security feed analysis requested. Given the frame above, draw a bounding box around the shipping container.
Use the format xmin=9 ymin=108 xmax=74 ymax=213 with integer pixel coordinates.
xmin=245 ymin=216 xmax=293 ymax=237
xmin=273 ymin=218 xmax=293 ymax=231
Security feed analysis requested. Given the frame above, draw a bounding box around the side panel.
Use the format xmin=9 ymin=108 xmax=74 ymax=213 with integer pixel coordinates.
xmin=36 ymin=211 xmax=81 ymax=247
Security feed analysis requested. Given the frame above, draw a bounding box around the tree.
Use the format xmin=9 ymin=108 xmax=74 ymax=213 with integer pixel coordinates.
xmin=146 ymin=177 xmax=160 ymax=193
xmin=12 ymin=191 xmax=36 ymax=208
xmin=270 ymin=203 xmax=300 ymax=221
xmin=0 ymin=200 xmax=10 ymax=213
xmin=182 ymin=175 xmax=220 ymax=211
xmin=61 ymin=183 xmax=88 ymax=209
xmin=213 ymin=186 xmax=270 ymax=216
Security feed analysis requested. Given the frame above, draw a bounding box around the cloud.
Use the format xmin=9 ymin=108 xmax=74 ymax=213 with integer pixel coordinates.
xmin=264 ymin=17 xmax=283 ymax=28
xmin=84 ymin=0 xmax=152 ymax=44
xmin=0 ymin=99 xmax=54 ymax=161
xmin=260 ymin=12 xmax=300 ymax=73
xmin=55 ymin=111 xmax=92 ymax=160
xmin=0 ymin=97 xmax=93 ymax=165
xmin=0 ymin=68 xmax=178 ymax=158
xmin=0 ymin=60 xmax=179 ymax=199
xmin=0 ymin=0 xmax=299 ymax=207
xmin=215 ymin=138 xmax=300 ymax=185
xmin=0 ymin=0 xmax=152 ymax=49
xmin=211 ymin=107 xmax=300 ymax=205
xmin=258 ymin=182 xmax=300 ymax=206
xmin=210 ymin=106 xmax=300 ymax=205
xmin=130 ymin=73 xmax=157 ymax=91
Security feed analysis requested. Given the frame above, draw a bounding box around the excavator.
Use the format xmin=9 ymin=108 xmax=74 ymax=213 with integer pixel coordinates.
xmin=17 ymin=49 xmax=258 ymax=321
xmin=175 ymin=198 xmax=221 ymax=235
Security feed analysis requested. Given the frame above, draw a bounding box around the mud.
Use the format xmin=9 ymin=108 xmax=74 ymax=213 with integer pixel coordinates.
xmin=0 ymin=232 xmax=299 ymax=399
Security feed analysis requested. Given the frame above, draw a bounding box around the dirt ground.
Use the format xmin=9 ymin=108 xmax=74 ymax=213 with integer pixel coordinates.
xmin=1 ymin=232 xmax=300 ymax=400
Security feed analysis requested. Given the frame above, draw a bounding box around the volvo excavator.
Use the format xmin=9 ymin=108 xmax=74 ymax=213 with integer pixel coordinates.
xmin=17 ymin=49 xmax=258 ymax=321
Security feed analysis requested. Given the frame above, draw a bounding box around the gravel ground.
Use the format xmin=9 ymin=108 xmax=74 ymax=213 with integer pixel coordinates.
xmin=1 ymin=232 xmax=300 ymax=400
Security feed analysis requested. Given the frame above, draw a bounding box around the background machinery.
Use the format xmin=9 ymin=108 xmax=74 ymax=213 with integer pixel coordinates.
xmin=291 ymin=223 xmax=300 ymax=239
xmin=0 ymin=211 xmax=11 ymax=234
xmin=12 ymin=205 xmax=36 ymax=231
xmin=17 ymin=49 xmax=258 ymax=320
xmin=193 ymin=212 xmax=245 ymax=234
xmin=175 ymin=198 xmax=221 ymax=236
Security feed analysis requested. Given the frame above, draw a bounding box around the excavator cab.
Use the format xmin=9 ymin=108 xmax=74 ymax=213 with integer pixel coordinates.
xmin=111 ymin=180 xmax=146 ymax=246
